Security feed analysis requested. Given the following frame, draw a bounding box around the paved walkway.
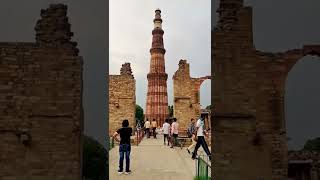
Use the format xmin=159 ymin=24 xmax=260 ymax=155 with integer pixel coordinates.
xmin=109 ymin=135 xmax=199 ymax=180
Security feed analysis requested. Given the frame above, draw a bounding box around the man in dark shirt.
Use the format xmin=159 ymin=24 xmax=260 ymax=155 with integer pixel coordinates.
xmin=112 ymin=119 xmax=133 ymax=175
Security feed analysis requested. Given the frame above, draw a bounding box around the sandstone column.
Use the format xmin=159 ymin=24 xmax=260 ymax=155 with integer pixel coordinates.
xmin=145 ymin=9 xmax=169 ymax=126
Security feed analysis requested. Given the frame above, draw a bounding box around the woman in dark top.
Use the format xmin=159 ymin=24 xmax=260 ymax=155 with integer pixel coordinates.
xmin=112 ymin=119 xmax=133 ymax=175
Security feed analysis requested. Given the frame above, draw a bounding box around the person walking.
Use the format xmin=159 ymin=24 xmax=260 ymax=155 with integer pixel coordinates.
xmin=112 ymin=119 xmax=133 ymax=175
xmin=168 ymin=119 xmax=173 ymax=147
xmin=170 ymin=118 xmax=181 ymax=148
xmin=187 ymin=118 xmax=197 ymax=154
xmin=192 ymin=117 xmax=211 ymax=160
xmin=151 ymin=119 xmax=157 ymax=139
xmin=162 ymin=119 xmax=170 ymax=145
xmin=144 ymin=119 xmax=151 ymax=138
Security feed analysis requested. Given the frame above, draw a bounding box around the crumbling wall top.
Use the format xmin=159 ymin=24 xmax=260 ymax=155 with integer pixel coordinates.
xmin=215 ymin=0 xmax=244 ymax=31
xmin=120 ymin=62 xmax=134 ymax=77
xmin=35 ymin=4 xmax=78 ymax=53
xmin=173 ymin=59 xmax=190 ymax=79
xmin=289 ymin=150 xmax=320 ymax=162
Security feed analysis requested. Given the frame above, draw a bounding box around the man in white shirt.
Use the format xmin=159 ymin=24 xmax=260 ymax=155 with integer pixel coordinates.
xmin=162 ymin=119 xmax=170 ymax=146
xmin=144 ymin=119 xmax=151 ymax=138
xmin=170 ymin=118 xmax=181 ymax=148
xmin=192 ymin=117 xmax=211 ymax=160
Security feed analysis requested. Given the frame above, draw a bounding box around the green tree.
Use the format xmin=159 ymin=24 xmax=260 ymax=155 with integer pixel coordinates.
xmin=83 ymin=135 xmax=108 ymax=180
xmin=303 ymin=137 xmax=320 ymax=152
xmin=135 ymin=104 xmax=144 ymax=125
xmin=168 ymin=105 xmax=174 ymax=118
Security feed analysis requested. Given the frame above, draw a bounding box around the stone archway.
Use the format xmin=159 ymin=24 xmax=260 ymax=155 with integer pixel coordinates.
xmin=285 ymin=55 xmax=320 ymax=151
xmin=200 ymin=79 xmax=212 ymax=130
xmin=266 ymin=46 xmax=320 ymax=180
xmin=172 ymin=59 xmax=211 ymax=131
xmin=213 ymin=0 xmax=320 ymax=179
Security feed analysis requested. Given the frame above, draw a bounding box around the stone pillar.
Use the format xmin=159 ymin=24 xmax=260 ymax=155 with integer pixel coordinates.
xmin=145 ymin=9 xmax=169 ymax=126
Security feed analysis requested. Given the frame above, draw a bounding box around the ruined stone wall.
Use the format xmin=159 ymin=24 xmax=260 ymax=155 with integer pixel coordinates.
xmin=201 ymin=109 xmax=211 ymax=130
xmin=288 ymin=151 xmax=320 ymax=180
xmin=213 ymin=1 xmax=320 ymax=180
xmin=109 ymin=63 xmax=135 ymax=135
xmin=0 ymin=4 xmax=83 ymax=180
xmin=173 ymin=59 xmax=210 ymax=130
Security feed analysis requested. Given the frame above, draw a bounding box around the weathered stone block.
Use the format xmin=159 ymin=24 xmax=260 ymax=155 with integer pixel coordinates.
xmin=0 ymin=4 xmax=83 ymax=180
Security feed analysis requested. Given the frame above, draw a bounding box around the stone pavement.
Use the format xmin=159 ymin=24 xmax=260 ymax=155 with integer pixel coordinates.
xmin=109 ymin=135 xmax=204 ymax=180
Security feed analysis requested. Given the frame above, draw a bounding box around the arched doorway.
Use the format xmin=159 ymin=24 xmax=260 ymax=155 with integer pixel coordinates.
xmin=200 ymin=79 xmax=211 ymax=130
xmin=173 ymin=59 xmax=211 ymax=130
xmin=285 ymin=55 xmax=320 ymax=150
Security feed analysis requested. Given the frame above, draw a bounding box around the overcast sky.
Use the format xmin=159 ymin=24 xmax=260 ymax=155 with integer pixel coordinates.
xmin=213 ymin=0 xmax=320 ymax=150
xmin=110 ymin=0 xmax=211 ymax=110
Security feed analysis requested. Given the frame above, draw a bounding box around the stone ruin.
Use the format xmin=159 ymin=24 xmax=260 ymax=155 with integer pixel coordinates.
xmin=108 ymin=63 xmax=136 ymax=136
xmin=173 ymin=59 xmax=210 ymax=131
xmin=0 ymin=4 xmax=83 ymax=180
xmin=213 ymin=0 xmax=320 ymax=179
xmin=120 ymin=62 xmax=134 ymax=77
xmin=288 ymin=151 xmax=320 ymax=180
xmin=201 ymin=108 xmax=212 ymax=131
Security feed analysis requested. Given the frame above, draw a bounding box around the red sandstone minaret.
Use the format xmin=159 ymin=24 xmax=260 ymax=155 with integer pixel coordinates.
xmin=145 ymin=9 xmax=169 ymax=126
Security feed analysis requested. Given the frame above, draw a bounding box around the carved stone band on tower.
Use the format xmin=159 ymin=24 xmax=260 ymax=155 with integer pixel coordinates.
xmin=145 ymin=9 xmax=169 ymax=126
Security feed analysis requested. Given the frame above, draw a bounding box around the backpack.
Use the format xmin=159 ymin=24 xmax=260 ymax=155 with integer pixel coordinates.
xmin=187 ymin=125 xmax=193 ymax=138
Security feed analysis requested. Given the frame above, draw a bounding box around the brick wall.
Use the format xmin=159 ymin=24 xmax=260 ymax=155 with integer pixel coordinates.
xmin=0 ymin=4 xmax=83 ymax=180
xmin=108 ymin=63 xmax=135 ymax=135
xmin=173 ymin=59 xmax=210 ymax=130
xmin=213 ymin=1 xmax=320 ymax=180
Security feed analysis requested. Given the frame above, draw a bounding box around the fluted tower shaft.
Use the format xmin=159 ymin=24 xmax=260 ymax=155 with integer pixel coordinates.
xmin=145 ymin=9 xmax=169 ymax=126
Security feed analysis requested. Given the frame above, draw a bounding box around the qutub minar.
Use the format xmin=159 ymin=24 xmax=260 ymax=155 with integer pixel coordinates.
xmin=145 ymin=9 xmax=169 ymax=126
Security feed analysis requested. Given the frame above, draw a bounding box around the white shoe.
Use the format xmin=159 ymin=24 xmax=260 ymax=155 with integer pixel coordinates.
xmin=124 ymin=171 xmax=132 ymax=175
xmin=118 ymin=171 xmax=123 ymax=175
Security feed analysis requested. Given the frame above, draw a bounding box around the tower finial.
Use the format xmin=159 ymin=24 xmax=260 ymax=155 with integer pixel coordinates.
xmin=216 ymin=0 xmax=244 ymax=31
xmin=153 ymin=9 xmax=162 ymax=29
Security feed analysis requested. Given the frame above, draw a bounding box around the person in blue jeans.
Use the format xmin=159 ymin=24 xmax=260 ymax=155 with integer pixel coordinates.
xmin=112 ymin=119 xmax=133 ymax=175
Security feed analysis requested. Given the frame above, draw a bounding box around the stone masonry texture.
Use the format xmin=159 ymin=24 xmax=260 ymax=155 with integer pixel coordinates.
xmin=109 ymin=63 xmax=136 ymax=135
xmin=288 ymin=151 xmax=320 ymax=180
xmin=213 ymin=0 xmax=320 ymax=179
xmin=0 ymin=4 xmax=83 ymax=180
xmin=173 ymin=59 xmax=210 ymax=131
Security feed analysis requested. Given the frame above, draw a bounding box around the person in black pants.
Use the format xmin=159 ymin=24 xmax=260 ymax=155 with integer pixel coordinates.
xmin=144 ymin=119 xmax=151 ymax=138
xmin=162 ymin=119 xmax=170 ymax=145
xmin=151 ymin=119 xmax=157 ymax=138
xmin=170 ymin=118 xmax=181 ymax=148
xmin=192 ymin=118 xmax=211 ymax=160
xmin=113 ymin=119 xmax=133 ymax=175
